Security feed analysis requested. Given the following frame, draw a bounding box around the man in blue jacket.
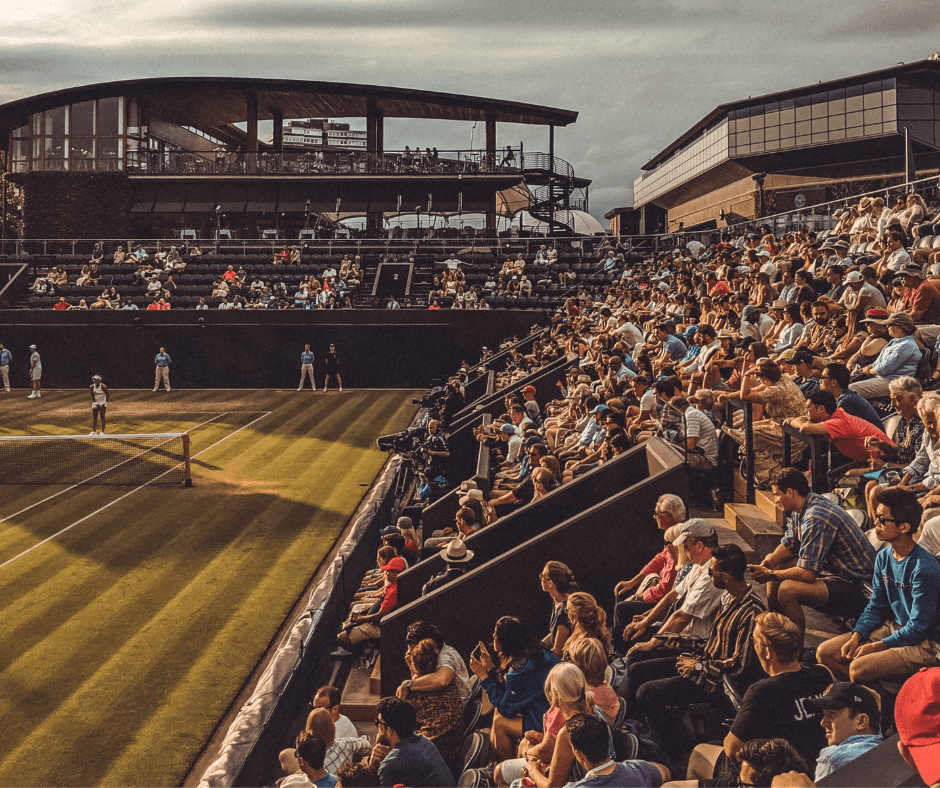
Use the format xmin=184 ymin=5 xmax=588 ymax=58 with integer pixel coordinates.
xmin=817 ymin=487 xmax=940 ymax=683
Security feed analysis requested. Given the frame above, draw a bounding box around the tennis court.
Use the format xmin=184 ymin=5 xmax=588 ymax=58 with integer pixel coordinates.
xmin=0 ymin=388 xmax=420 ymax=787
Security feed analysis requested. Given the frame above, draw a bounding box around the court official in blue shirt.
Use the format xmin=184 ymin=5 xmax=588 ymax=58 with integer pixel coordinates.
xmin=154 ymin=347 xmax=171 ymax=392
xmin=298 ymin=344 xmax=316 ymax=391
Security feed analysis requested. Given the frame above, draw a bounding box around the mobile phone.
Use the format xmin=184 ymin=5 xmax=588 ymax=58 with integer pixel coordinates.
xmin=471 ymin=644 xmax=483 ymax=662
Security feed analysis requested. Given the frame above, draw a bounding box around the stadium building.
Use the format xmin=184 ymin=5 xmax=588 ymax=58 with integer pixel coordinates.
xmin=633 ymin=56 xmax=940 ymax=234
xmin=0 ymin=76 xmax=589 ymax=239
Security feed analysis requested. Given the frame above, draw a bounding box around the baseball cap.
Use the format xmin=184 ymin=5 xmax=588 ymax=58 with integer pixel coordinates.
xmin=757 ymin=250 xmax=771 ymax=258
xmin=380 ymin=557 xmax=406 ymax=573
xmin=742 ymin=305 xmax=759 ymax=319
xmin=899 ymin=264 xmax=926 ymax=279
xmin=589 ymin=404 xmax=610 ymax=414
xmin=522 ymin=385 xmax=536 ymax=393
xmin=523 ymin=436 xmax=543 ymax=446
xmin=92 ymin=375 xmax=102 ymax=380
xmin=673 ymin=518 xmax=717 ymax=545
xmin=397 ymin=516 xmax=413 ymax=530
xmin=805 ymin=682 xmax=880 ymax=721
xmin=499 ymin=423 xmax=517 ymax=434
xmin=29 ymin=344 xmax=36 ymax=349
xmin=895 ymin=668 xmax=940 ymax=784
xmin=779 ymin=349 xmax=798 ymax=363
xmin=844 ymin=271 xmax=863 ymax=283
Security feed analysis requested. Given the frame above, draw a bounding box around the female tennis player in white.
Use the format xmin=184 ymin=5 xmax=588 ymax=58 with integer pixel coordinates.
xmin=90 ymin=374 xmax=110 ymax=434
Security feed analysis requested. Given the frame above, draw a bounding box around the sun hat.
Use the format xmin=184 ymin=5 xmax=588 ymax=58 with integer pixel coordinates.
xmin=441 ymin=539 xmax=474 ymax=564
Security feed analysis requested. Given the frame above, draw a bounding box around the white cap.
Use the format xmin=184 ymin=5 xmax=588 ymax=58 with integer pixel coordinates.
xmin=92 ymin=375 xmax=102 ymax=380
xmin=844 ymin=271 xmax=863 ymax=283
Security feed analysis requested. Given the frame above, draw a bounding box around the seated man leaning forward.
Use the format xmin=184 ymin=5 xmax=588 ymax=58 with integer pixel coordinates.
xmin=748 ymin=467 xmax=876 ymax=635
xmin=817 ymin=487 xmax=940 ymax=686
xmin=367 ymin=696 xmax=455 ymax=787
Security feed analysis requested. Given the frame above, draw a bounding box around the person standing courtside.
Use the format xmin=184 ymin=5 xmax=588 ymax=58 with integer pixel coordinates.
xmin=153 ymin=346 xmax=171 ymax=392
xmin=324 ymin=343 xmax=342 ymax=392
xmin=0 ymin=342 xmax=11 ymax=392
xmin=27 ymin=344 xmax=41 ymax=398
xmin=298 ymin=343 xmax=316 ymax=391
xmin=89 ymin=375 xmax=110 ymax=435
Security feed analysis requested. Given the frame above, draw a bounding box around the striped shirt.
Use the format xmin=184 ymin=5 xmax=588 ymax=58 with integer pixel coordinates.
xmin=692 ymin=587 xmax=766 ymax=691
xmin=782 ymin=493 xmax=876 ymax=581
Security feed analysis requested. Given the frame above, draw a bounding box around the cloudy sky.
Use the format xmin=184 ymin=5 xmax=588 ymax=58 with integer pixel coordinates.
xmin=2 ymin=0 xmax=940 ymax=222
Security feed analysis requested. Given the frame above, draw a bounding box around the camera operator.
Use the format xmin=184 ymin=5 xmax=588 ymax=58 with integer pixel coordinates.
xmin=424 ymin=419 xmax=450 ymax=482
xmin=438 ymin=381 xmax=464 ymax=427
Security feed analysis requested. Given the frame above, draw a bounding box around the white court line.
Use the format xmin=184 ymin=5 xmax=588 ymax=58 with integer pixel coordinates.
xmin=0 ymin=410 xmax=271 ymax=571
xmin=0 ymin=412 xmax=232 ymax=526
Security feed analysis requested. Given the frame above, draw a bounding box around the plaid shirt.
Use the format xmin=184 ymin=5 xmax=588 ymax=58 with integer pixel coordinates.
xmin=782 ymin=493 xmax=876 ymax=581
xmin=693 ymin=587 xmax=766 ymax=691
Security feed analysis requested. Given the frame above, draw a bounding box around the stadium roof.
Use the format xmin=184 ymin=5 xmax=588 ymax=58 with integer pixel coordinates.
xmin=642 ymin=58 xmax=940 ymax=171
xmin=0 ymin=76 xmax=579 ymax=138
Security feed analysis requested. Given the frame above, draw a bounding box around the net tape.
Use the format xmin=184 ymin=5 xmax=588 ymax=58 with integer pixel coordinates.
xmin=0 ymin=433 xmax=189 ymax=486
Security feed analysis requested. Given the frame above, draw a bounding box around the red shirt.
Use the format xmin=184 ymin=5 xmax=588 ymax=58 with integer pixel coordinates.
xmin=147 ymin=302 xmax=160 ymax=310
xmin=378 ymin=580 xmax=398 ymax=615
xmin=906 ymin=280 xmax=940 ymax=324
xmin=53 ymin=301 xmax=68 ymax=310
xmin=822 ymin=407 xmax=891 ymax=463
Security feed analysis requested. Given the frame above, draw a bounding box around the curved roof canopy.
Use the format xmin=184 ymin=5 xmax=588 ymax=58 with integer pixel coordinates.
xmin=0 ymin=76 xmax=578 ymax=138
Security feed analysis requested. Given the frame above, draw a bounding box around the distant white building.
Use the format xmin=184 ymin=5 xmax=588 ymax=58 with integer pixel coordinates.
xmin=273 ymin=119 xmax=367 ymax=151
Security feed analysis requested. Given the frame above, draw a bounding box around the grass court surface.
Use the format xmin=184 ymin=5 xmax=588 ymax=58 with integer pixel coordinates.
xmin=0 ymin=388 xmax=420 ymax=787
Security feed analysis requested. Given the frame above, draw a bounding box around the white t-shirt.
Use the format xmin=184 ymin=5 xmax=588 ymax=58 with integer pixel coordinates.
xmin=677 ymin=561 xmax=724 ymax=639
xmin=438 ymin=644 xmax=473 ymax=704
xmin=886 ymin=248 xmax=913 ymax=272
xmin=334 ymin=713 xmax=358 ymax=740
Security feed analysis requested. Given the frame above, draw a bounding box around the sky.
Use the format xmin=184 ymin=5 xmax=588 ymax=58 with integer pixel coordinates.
xmin=2 ymin=0 xmax=940 ymax=224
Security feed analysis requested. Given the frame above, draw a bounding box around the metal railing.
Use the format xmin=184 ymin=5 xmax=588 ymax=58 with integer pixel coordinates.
xmin=782 ymin=422 xmax=829 ymax=493
xmin=724 ymin=399 xmax=755 ymax=503
xmin=123 ymin=148 xmax=529 ymax=177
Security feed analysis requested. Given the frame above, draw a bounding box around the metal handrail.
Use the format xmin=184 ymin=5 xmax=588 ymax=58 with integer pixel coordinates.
xmin=782 ymin=422 xmax=828 ymax=493
xmin=724 ymin=398 xmax=754 ymax=503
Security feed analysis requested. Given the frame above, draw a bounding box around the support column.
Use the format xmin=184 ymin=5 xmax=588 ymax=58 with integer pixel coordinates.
xmin=549 ymin=124 xmax=555 ymax=233
xmin=367 ymin=99 xmax=385 ymax=231
xmin=485 ymin=115 xmax=497 ymax=234
xmin=246 ymin=93 xmax=258 ymax=173
xmin=272 ymin=110 xmax=283 ymax=174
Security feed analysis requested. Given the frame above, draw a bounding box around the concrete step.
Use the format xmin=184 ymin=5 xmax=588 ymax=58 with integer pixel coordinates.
xmin=755 ymin=488 xmax=786 ymax=526
xmin=370 ymin=655 xmax=382 ymax=696
xmin=341 ymin=662 xmax=380 ymax=721
xmin=724 ymin=503 xmax=784 ymax=560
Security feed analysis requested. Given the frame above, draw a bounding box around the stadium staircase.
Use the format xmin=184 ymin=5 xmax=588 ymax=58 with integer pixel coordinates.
xmin=521 ymin=152 xmax=581 ymax=235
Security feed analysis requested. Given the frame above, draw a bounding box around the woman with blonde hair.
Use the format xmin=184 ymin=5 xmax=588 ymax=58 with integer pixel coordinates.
xmin=566 ymin=637 xmax=619 ymax=724
xmin=278 ymin=705 xmax=369 ymax=780
xmin=564 ymin=592 xmax=612 ymax=659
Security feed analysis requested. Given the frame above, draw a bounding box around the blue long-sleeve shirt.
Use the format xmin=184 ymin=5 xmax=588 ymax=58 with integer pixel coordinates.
xmin=873 ymin=335 xmax=921 ymax=380
xmin=854 ymin=543 xmax=940 ymax=648
xmin=903 ymin=432 xmax=940 ymax=489
xmin=154 ymin=352 xmax=171 ymax=367
xmin=480 ymin=649 xmax=560 ymax=734
xmin=0 ymin=348 xmax=11 ymax=366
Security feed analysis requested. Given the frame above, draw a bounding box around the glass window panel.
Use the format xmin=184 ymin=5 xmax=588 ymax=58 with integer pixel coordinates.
xmin=864 ymin=124 xmax=883 ymax=136
xmin=751 ymin=114 xmax=764 ymax=130
xmin=44 ymin=106 xmax=67 ymax=136
xmin=12 ymin=124 xmax=28 ymax=139
xmin=765 ymin=125 xmax=780 ymax=141
xmin=766 ymin=138 xmax=780 ymax=150
xmin=812 ymin=132 xmax=829 ymax=144
xmin=864 ymin=81 xmax=882 ymax=94
xmin=98 ymin=97 xmax=122 ymax=135
xmin=33 ymin=138 xmax=42 ymax=158
xmin=70 ymin=137 xmax=95 ymax=168
xmin=828 ymin=88 xmax=846 ymax=101
xmin=828 ymin=99 xmax=845 ymax=114
xmin=781 ymin=122 xmax=795 ymax=138
xmin=883 ymin=119 xmax=897 ymax=133
xmin=729 ymin=109 xmax=742 ymax=120
xmin=812 ymin=118 xmax=828 ymax=133
xmin=796 ymin=106 xmax=811 ymax=122
xmin=795 ymin=95 xmax=812 ymax=108
xmin=883 ymin=89 xmax=896 ymax=106
xmin=765 ymin=111 xmax=779 ymax=126
xmin=780 ymin=108 xmax=795 ymax=124
xmin=751 ymin=129 xmax=764 ymax=143
xmin=863 ymin=92 xmax=882 ymax=109
xmin=796 ymin=134 xmax=811 ymax=146
xmin=829 ymin=128 xmax=846 ymax=141
xmin=779 ymin=135 xmax=795 ymax=148
xmin=735 ymin=118 xmax=749 ymax=132
xmin=780 ymin=98 xmax=795 ymax=109
xmin=882 ymin=104 xmax=897 ymax=122
xmin=846 ymin=95 xmax=864 ymax=112
xmin=864 ymin=108 xmax=883 ymax=124
xmin=738 ymin=131 xmax=750 ymax=145
xmin=846 ymin=126 xmax=864 ymax=138
xmin=98 ymin=138 xmax=119 ymax=157
xmin=766 ymin=101 xmax=780 ymax=112
xmin=829 ymin=115 xmax=845 ymax=130
xmin=796 ymin=120 xmax=812 ymax=136
xmin=883 ymin=78 xmax=896 ymax=90
xmin=812 ymin=91 xmax=827 ymax=104
xmin=749 ymin=105 xmax=764 ymax=116
xmin=751 ymin=142 xmax=765 ymax=153
xmin=812 ymin=102 xmax=827 ymax=119
xmin=70 ymin=101 xmax=94 ymax=136
xmin=846 ymin=84 xmax=864 ymax=98
xmin=737 ymin=144 xmax=750 ymax=154
xmin=847 ymin=111 xmax=864 ymax=128
xmin=12 ymin=139 xmax=29 ymax=158
xmin=31 ymin=114 xmax=42 ymax=135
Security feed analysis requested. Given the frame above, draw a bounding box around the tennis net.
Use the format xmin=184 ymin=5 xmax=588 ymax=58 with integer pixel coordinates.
xmin=0 ymin=433 xmax=192 ymax=486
